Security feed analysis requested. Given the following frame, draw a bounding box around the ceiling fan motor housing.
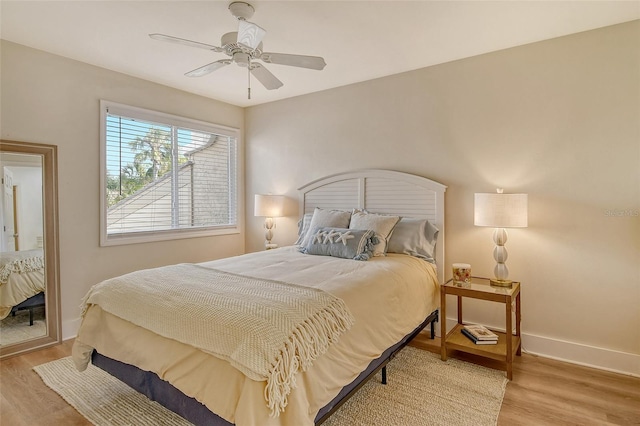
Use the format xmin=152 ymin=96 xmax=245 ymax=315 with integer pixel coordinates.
xmin=221 ymin=32 xmax=262 ymax=60
xmin=221 ymin=31 xmax=239 ymax=47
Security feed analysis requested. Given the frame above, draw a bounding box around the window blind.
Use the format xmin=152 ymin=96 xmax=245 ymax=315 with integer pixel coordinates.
xmin=101 ymin=101 xmax=238 ymax=245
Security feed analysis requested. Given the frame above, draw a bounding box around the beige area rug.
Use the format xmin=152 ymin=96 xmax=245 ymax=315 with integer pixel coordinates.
xmin=0 ymin=306 xmax=46 ymax=346
xmin=34 ymin=346 xmax=507 ymax=426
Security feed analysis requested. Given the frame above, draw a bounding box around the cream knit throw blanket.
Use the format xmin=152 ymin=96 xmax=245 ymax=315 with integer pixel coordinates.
xmin=0 ymin=255 xmax=44 ymax=284
xmin=80 ymin=263 xmax=354 ymax=416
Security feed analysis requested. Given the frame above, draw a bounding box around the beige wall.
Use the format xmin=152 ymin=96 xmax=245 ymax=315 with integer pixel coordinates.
xmin=245 ymin=22 xmax=640 ymax=374
xmin=1 ymin=40 xmax=246 ymax=336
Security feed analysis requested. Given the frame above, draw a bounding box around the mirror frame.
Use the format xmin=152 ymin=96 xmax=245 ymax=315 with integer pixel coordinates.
xmin=0 ymin=139 xmax=61 ymax=358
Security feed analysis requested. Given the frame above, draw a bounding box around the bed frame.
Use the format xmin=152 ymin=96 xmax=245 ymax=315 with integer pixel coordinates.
xmin=92 ymin=169 xmax=447 ymax=425
xmin=10 ymin=292 xmax=45 ymax=326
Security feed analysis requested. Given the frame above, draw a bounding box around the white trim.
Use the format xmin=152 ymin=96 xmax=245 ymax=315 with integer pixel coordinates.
xmin=100 ymin=226 xmax=241 ymax=247
xmin=298 ymin=169 xmax=447 ymax=282
xmin=102 ymin=100 xmax=239 ymax=137
xmin=440 ymin=316 xmax=639 ymax=377
xmin=522 ymin=332 xmax=640 ymax=378
xmin=62 ymin=317 xmax=81 ymax=341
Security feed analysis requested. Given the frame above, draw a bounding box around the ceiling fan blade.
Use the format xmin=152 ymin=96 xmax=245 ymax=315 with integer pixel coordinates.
xmin=260 ymin=52 xmax=326 ymax=70
xmin=185 ymin=60 xmax=231 ymax=77
xmin=250 ymin=64 xmax=283 ymax=90
xmin=237 ymin=20 xmax=266 ymax=50
xmin=149 ymin=33 xmax=224 ymax=53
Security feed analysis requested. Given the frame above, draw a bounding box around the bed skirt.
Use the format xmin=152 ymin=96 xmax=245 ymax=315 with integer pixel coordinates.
xmin=91 ymin=309 xmax=439 ymax=425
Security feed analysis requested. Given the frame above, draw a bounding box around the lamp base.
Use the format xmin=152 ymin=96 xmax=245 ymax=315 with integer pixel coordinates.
xmin=490 ymin=278 xmax=513 ymax=287
xmin=265 ymin=243 xmax=278 ymax=250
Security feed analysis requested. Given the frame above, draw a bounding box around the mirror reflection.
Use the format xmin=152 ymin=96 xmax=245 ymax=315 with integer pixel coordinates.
xmin=0 ymin=152 xmax=46 ymax=346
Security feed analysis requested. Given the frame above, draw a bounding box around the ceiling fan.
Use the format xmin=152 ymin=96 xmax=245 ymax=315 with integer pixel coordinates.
xmin=150 ymin=1 xmax=326 ymax=99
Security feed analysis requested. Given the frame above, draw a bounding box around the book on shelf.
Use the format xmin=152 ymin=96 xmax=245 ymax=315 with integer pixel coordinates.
xmin=463 ymin=324 xmax=499 ymax=340
xmin=461 ymin=328 xmax=498 ymax=345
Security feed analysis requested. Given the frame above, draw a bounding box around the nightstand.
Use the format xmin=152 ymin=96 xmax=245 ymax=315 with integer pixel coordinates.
xmin=440 ymin=276 xmax=521 ymax=380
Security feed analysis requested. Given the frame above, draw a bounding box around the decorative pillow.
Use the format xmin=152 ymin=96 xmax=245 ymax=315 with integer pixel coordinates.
xmin=300 ymin=227 xmax=378 ymax=261
xmin=299 ymin=208 xmax=352 ymax=247
xmin=349 ymin=210 xmax=400 ymax=256
xmin=387 ymin=217 xmax=439 ymax=264
xmin=295 ymin=213 xmax=313 ymax=245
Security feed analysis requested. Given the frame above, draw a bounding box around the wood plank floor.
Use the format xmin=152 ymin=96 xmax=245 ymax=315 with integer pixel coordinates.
xmin=1 ymin=336 xmax=638 ymax=425
xmin=410 ymin=333 xmax=640 ymax=426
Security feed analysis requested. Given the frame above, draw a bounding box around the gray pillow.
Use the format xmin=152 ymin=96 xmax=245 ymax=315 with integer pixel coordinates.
xmin=299 ymin=208 xmax=352 ymax=247
xmin=300 ymin=227 xmax=378 ymax=261
xmin=387 ymin=218 xmax=439 ymax=263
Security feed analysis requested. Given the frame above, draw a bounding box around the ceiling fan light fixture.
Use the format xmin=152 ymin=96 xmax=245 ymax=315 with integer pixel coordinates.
xmin=234 ymin=52 xmax=250 ymax=67
xmin=237 ymin=19 xmax=266 ymax=50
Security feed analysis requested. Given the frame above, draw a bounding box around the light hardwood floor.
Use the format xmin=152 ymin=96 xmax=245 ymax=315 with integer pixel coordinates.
xmin=411 ymin=333 xmax=640 ymax=426
xmin=1 ymin=336 xmax=639 ymax=425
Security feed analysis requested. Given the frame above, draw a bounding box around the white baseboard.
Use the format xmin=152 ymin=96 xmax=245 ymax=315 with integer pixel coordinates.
xmin=439 ymin=317 xmax=640 ymax=378
xmin=521 ymin=332 xmax=640 ymax=378
xmin=62 ymin=317 xmax=81 ymax=341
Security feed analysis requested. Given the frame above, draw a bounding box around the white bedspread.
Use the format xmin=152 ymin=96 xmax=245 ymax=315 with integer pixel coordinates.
xmin=0 ymin=249 xmax=45 ymax=319
xmin=73 ymin=246 xmax=439 ymax=426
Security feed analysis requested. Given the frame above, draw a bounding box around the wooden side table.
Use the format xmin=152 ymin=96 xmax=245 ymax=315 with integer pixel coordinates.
xmin=440 ymin=276 xmax=521 ymax=380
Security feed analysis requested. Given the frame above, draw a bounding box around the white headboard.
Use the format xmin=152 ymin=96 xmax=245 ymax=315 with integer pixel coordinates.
xmin=298 ymin=169 xmax=447 ymax=283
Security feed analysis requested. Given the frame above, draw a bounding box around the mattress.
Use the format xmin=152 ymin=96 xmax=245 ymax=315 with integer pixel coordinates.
xmin=0 ymin=249 xmax=45 ymax=319
xmin=73 ymin=246 xmax=439 ymax=426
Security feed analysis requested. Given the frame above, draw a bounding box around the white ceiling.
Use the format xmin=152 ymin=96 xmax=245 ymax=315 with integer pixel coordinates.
xmin=2 ymin=1 xmax=638 ymax=107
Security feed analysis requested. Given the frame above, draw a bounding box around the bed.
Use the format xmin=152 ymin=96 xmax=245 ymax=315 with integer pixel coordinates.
xmin=72 ymin=169 xmax=447 ymax=426
xmin=0 ymin=248 xmax=46 ymax=323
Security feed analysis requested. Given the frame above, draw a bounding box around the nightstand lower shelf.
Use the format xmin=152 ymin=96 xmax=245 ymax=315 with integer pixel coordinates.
xmin=445 ymin=324 xmax=521 ymax=362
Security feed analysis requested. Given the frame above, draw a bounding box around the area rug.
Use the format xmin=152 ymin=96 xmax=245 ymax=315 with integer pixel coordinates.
xmin=34 ymin=346 xmax=507 ymax=426
xmin=0 ymin=306 xmax=46 ymax=346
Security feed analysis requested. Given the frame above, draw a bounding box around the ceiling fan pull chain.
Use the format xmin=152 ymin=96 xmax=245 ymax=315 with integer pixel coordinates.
xmin=247 ymin=59 xmax=251 ymax=100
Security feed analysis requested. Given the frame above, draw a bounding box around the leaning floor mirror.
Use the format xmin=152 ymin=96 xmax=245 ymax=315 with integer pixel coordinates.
xmin=0 ymin=140 xmax=61 ymax=358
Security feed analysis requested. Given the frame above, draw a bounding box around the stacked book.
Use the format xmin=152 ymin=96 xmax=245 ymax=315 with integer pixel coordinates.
xmin=462 ymin=324 xmax=498 ymax=345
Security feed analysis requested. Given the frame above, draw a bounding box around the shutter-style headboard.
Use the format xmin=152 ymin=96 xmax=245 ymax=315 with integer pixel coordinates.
xmin=298 ymin=169 xmax=447 ymax=282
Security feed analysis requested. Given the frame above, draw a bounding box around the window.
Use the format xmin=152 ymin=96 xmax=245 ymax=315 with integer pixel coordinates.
xmin=100 ymin=101 xmax=239 ymax=246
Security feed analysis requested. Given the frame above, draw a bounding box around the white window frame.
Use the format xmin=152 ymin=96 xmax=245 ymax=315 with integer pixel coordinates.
xmin=100 ymin=100 xmax=241 ymax=246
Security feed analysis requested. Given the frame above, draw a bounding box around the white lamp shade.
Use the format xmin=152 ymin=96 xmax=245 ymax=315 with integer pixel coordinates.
xmin=474 ymin=193 xmax=528 ymax=228
xmin=254 ymin=194 xmax=284 ymax=217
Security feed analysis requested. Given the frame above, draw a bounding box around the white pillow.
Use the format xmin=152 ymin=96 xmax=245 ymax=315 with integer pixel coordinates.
xmin=387 ymin=217 xmax=439 ymax=263
xmin=349 ymin=210 xmax=400 ymax=256
xmin=295 ymin=213 xmax=313 ymax=245
xmin=299 ymin=208 xmax=352 ymax=247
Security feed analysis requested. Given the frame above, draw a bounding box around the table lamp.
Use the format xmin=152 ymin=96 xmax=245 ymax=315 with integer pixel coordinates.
xmin=474 ymin=189 xmax=528 ymax=286
xmin=254 ymin=194 xmax=284 ymax=249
